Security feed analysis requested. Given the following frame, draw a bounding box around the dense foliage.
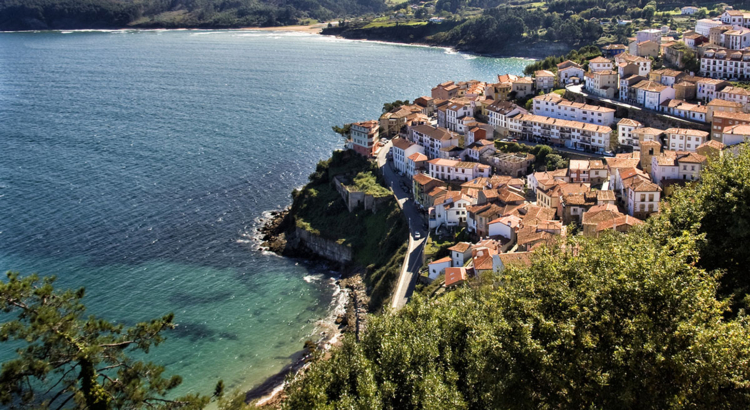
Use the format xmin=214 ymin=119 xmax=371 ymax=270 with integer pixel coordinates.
xmin=523 ymin=45 xmax=602 ymax=75
xmin=0 ymin=0 xmax=386 ymax=30
xmin=649 ymin=144 xmax=750 ymax=307
xmin=428 ymin=6 xmax=603 ymax=50
xmin=280 ymin=146 xmax=750 ymax=409
xmin=0 ymin=272 xmax=211 ymax=410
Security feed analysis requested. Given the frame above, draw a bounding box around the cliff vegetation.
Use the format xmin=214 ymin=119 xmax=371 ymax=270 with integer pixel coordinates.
xmin=281 ymin=150 xmax=409 ymax=311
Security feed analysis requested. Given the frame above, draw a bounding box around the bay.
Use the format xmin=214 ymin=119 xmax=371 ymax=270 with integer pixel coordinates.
xmin=0 ymin=30 xmax=527 ymax=396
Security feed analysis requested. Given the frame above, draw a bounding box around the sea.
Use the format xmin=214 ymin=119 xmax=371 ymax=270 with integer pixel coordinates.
xmin=0 ymin=29 xmax=527 ymax=397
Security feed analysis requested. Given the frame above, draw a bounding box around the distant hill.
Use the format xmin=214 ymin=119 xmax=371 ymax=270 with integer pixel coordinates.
xmin=0 ymin=0 xmax=386 ymax=31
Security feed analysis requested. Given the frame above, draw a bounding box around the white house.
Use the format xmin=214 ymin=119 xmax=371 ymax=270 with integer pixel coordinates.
xmin=722 ymin=124 xmax=750 ymax=145
xmin=617 ymin=118 xmax=643 ymax=149
xmin=466 ymin=140 xmax=495 ymax=162
xmin=651 ymin=151 xmax=707 ymax=185
xmin=720 ymin=9 xmax=750 ymax=27
xmin=716 ymin=86 xmax=750 ymax=106
xmin=488 ymin=215 xmax=521 ymax=241
xmin=700 ymin=49 xmax=750 ymax=80
xmin=391 ymin=137 xmax=424 ymax=175
xmin=428 ymin=256 xmax=452 ymax=281
xmin=445 ymin=101 xmax=474 ymax=133
xmin=406 ymin=152 xmax=428 ymax=180
xmin=532 ymin=93 xmax=615 ymax=126
xmin=624 ymin=174 xmax=661 ymax=218
xmin=665 ymin=128 xmax=709 ymax=152
xmin=350 ymin=120 xmax=380 ymax=157
xmin=409 ymin=124 xmax=458 ymax=159
xmin=664 ymin=100 xmax=708 ymax=122
xmin=535 ymin=70 xmax=555 ymax=92
xmin=487 ymin=101 xmax=526 ymax=135
xmin=696 ymin=78 xmax=729 ymax=101
xmin=724 ymin=28 xmax=750 ymax=50
xmin=633 ymin=80 xmax=675 ymax=110
xmin=588 ymin=56 xmax=614 ymax=72
xmin=557 ymin=60 xmax=585 ymax=85
xmin=615 ymin=53 xmax=652 ymax=77
xmin=448 ymin=242 xmax=472 ymax=267
xmin=508 ymin=113 xmax=612 ymax=153
xmin=432 ymin=191 xmax=472 ymax=228
xmin=695 ymin=18 xmax=724 ymax=36
xmin=428 ymin=158 xmax=491 ymax=182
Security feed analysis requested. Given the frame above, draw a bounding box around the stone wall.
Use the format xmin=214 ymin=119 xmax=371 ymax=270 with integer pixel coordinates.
xmin=291 ymin=227 xmax=353 ymax=264
xmin=332 ymin=175 xmax=391 ymax=213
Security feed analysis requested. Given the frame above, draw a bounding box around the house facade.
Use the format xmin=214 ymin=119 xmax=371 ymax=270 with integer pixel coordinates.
xmin=428 ymin=159 xmax=491 ymax=182
xmin=665 ymin=128 xmax=709 ymax=152
xmin=350 ymin=120 xmax=380 ymax=157
xmin=508 ymin=113 xmax=611 ymax=153
xmin=532 ymin=93 xmax=615 ymax=126
xmin=409 ymin=124 xmax=458 ymax=159
xmin=391 ymin=137 xmax=424 ymax=174
xmin=633 ymin=80 xmax=675 ymax=110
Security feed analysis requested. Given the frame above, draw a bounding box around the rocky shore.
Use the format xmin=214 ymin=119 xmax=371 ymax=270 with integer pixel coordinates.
xmin=249 ymin=211 xmax=369 ymax=408
xmin=258 ymin=208 xmax=293 ymax=255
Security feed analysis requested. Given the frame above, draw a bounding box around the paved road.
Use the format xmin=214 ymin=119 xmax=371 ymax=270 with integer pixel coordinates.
xmin=376 ymin=141 xmax=427 ymax=310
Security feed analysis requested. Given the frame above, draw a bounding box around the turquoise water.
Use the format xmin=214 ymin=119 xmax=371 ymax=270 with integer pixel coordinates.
xmin=0 ymin=30 xmax=528 ymax=396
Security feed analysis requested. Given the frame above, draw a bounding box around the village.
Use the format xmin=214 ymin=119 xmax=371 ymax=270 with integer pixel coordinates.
xmin=340 ymin=6 xmax=750 ymax=295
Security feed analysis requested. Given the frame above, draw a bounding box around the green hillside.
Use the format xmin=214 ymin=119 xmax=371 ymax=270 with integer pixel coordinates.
xmin=0 ymin=0 xmax=386 ymax=30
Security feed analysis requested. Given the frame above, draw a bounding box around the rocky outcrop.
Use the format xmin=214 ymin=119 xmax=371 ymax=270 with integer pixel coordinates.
xmin=259 ymin=210 xmax=353 ymax=265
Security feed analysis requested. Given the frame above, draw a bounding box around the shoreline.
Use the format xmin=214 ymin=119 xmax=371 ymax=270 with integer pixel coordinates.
xmin=0 ymin=25 xmax=543 ymax=60
xmin=249 ymin=210 xmax=365 ymax=407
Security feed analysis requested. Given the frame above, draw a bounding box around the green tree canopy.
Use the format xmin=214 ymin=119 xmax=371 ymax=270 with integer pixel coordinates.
xmin=0 ymin=272 xmax=210 ymax=410
xmin=383 ymin=100 xmax=410 ymax=113
xmin=331 ymin=123 xmax=352 ymax=138
xmin=545 ymin=153 xmax=567 ymax=170
xmin=649 ymin=144 xmax=750 ymax=306
xmin=281 ymin=228 xmax=750 ymax=409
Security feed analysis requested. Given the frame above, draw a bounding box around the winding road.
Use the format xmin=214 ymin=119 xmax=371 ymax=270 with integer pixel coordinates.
xmin=376 ymin=142 xmax=427 ymax=310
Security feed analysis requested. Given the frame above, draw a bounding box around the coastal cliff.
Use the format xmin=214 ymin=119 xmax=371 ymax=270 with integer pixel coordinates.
xmin=260 ymin=149 xmax=408 ymax=311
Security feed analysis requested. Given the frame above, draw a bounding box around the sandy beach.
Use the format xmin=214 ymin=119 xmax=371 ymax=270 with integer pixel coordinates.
xmin=238 ymin=23 xmax=329 ymax=33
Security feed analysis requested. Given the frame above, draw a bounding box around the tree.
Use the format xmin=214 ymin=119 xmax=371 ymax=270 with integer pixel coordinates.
xmin=331 ymin=123 xmax=352 ymax=138
xmin=0 ymin=272 xmax=211 ymax=410
xmin=545 ymin=153 xmax=567 ymax=170
xmin=281 ymin=229 xmax=750 ymax=409
xmin=530 ymin=144 xmax=552 ymax=163
xmin=643 ymin=5 xmax=656 ymax=23
xmin=649 ymin=144 xmax=750 ymax=306
xmin=382 ymin=100 xmax=409 ymax=113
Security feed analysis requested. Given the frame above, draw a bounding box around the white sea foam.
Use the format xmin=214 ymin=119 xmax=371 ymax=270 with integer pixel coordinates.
xmin=303 ymin=274 xmax=324 ymax=283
